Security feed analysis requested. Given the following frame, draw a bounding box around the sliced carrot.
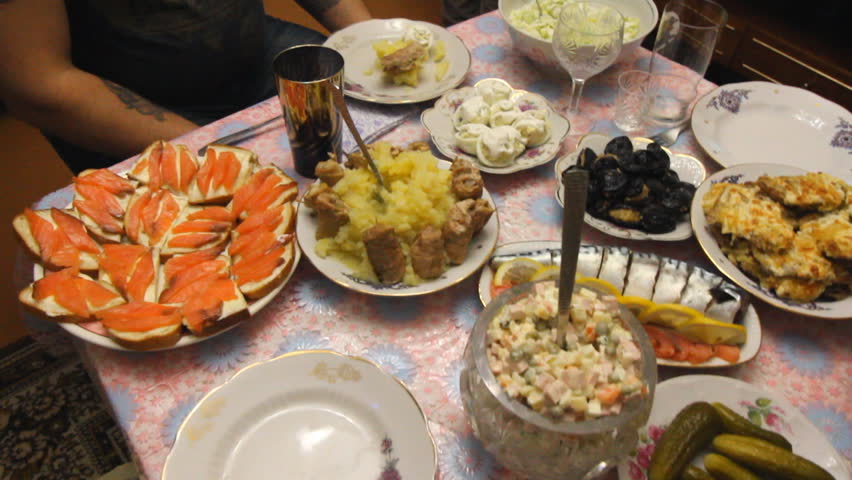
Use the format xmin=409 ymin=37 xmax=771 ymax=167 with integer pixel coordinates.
xmin=125 ymin=250 xmax=155 ymax=302
xmin=234 ymin=205 xmax=284 ymax=236
xmin=596 ymin=385 xmax=621 ymax=405
xmin=713 ymin=344 xmax=741 ymax=363
xmin=51 ymin=208 xmax=100 ymax=254
xmin=76 ymin=277 xmax=122 ymax=308
xmin=178 ymin=148 xmax=198 ymax=193
xmin=195 ymin=149 xmax=216 ymax=196
xmin=97 ymin=301 xmax=182 ymax=332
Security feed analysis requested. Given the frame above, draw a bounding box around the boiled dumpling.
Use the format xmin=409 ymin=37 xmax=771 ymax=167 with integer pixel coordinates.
xmin=489 ymin=99 xmax=522 ymax=127
xmin=475 ymin=78 xmax=513 ymax=105
xmin=454 ymin=123 xmax=491 ymax=155
xmin=512 ymin=113 xmax=550 ymax=147
xmin=453 ymin=95 xmax=490 ymax=127
xmin=476 ymin=125 xmax=525 ymax=167
xmin=514 ymin=93 xmax=550 ymax=122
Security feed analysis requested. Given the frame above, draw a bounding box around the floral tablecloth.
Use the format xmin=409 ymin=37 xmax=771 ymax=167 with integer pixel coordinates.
xmin=16 ymin=11 xmax=851 ymax=480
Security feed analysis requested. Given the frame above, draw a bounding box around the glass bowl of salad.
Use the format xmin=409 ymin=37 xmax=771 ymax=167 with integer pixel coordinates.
xmin=460 ymin=279 xmax=657 ymax=480
xmin=498 ymin=0 xmax=659 ymax=71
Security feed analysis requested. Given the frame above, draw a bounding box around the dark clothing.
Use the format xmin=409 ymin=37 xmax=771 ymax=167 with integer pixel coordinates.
xmin=442 ymin=0 xmax=497 ymax=26
xmin=53 ymin=0 xmax=327 ymax=173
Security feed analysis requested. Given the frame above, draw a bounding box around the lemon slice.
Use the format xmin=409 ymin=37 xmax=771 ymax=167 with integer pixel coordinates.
xmin=530 ymin=265 xmax=560 ymax=281
xmin=677 ymin=317 xmax=747 ymax=345
xmin=493 ymin=258 xmax=544 ymax=287
xmin=574 ymin=277 xmax=621 ymax=297
xmin=618 ymin=295 xmax=654 ymax=317
xmin=638 ymin=303 xmax=701 ymax=328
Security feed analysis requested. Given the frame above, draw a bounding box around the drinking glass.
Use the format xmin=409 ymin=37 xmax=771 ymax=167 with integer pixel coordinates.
xmin=649 ymin=0 xmax=728 ymax=90
xmin=552 ymin=1 xmax=624 ymax=113
xmin=614 ymin=70 xmax=697 ymax=131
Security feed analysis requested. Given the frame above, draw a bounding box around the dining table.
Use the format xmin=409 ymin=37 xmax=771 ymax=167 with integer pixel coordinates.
xmin=15 ymin=10 xmax=851 ymax=480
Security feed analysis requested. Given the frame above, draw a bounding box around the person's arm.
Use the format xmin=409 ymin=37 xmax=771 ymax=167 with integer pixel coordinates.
xmin=296 ymin=0 xmax=371 ymax=32
xmin=0 ymin=0 xmax=198 ymax=159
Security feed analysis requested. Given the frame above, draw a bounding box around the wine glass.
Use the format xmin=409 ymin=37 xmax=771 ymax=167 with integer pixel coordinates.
xmin=552 ymin=1 xmax=624 ymax=114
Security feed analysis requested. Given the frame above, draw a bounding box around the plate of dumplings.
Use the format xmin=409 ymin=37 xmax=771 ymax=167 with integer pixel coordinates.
xmin=421 ymin=78 xmax=570 ymax=174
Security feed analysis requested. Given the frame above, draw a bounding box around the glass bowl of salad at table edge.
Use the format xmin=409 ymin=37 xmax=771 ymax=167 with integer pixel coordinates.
xmin=499 ymin=0 xmax=659 ymax=71
xmin=460 ymin=279 xmax=657 ymax=480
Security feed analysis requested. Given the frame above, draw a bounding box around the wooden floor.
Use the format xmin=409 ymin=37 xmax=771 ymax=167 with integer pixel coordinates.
xmin=0 ymin=0 xmax=443 ymax=349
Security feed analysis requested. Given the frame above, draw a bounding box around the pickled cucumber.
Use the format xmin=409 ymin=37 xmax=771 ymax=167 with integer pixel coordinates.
xmin=648 ymin=402 xmax=722 ymax=480
xmin=681 ymin=465 xmax=717 ymax=480
xmin=711 ymin=402 xmax=792 ymax=450
xmin=704 ymin=453 xmax=761 ymax=480
xmin=712 ymin=434 xmax=835 ymax=480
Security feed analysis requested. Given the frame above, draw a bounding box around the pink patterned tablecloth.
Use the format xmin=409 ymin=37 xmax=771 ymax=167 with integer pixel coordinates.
xmin=16 ymin=11 xmax=851 ymax=480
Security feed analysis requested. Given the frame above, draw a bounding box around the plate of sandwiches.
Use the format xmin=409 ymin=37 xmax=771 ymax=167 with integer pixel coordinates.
xmin=15 ymin=141 xmax=300 ymax=351
xmin=296 ymin=141 xmax=499 ymax=296
xmin=324 ymin=18 xmax=471 ymax=104
xmin=478 ymin=241 xmax=761 ymax=368
xmin=693 ymin=163 xmax=852 ymax=319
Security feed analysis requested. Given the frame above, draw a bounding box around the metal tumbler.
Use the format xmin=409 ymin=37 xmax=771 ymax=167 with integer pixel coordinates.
xmin=273 ymin=45 xmax=345 ymax=178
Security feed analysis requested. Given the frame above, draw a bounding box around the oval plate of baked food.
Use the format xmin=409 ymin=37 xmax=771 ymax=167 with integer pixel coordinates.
xmin=296 ymin=145 xmax=499 ymax=296
xmin=324 ymin=18 xmax=471 ymax=105
xmin=555 ymin=133 xmax=706 ymax=241
xmin=421 ymin=78 xmax=571 ymax=174
xmin=478 ymin=240 xmax=762 ymax=368
xmin=692 ymin=163 xmax=852 ymax=319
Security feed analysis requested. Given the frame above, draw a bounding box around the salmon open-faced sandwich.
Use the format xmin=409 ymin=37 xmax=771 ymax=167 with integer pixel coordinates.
xmin=188 ymin=144 xmax=257 ymax=205
xmin=13 ymin=207 xmax=102 ymax=271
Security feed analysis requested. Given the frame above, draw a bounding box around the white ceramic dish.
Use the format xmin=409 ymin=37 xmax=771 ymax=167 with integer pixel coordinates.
xmin=555 ymin=133 xmax=707 ymax=241
xmin=422 ymin=81 xmax=571 ymax=174
xmin=296 ymin=160 xmax=499 ymax=296
xmin=691 ymin=163 xmax=852 ymax=319
xmin=323 ymin=18 xmax=471 ymax=105
xmin=477 ymin=241 xmax=761 ymax=368
xmin=163 ymin=350 xmax=437 ymax=480
xmin=617 ymin=375 xmax=851 ymax=480
xmin=692 ymin=81 xmax=852 ymax=183
xmin=498 ymin=0 xmax=659 ymax=71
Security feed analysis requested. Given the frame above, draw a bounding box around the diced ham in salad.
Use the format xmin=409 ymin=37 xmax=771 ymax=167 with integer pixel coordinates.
xmin=487 ymin=281 xmax=646 ymax=422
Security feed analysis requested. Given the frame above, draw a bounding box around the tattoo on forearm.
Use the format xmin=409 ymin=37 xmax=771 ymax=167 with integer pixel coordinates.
xmin=102 ymin=79 xmax=167 ymax=121
xmin=297 ymin=0 xmax=342 ymax=17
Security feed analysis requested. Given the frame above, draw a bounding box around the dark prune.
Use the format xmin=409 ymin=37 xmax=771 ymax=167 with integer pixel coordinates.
xmin=676 ymin=181 xmax=697 ymax=195
xmin=608 ymin=204 xmax=642 ymax=228
xmin=645 ymin=143 xmax=670 ymax=174
xmin=591 ymin=154 xmax=620 ymax=175
xmin=623 ymin=176 xmax=645 ymax=198
xmin=644 ymin=177 xmax=668 ymax=198
xmin=661 ymin=169 xmax=680 ymax=185
xmin=604 ymin=136 xmax=633 ymax=159
xmin=640 ymin=204 xmax=678 ymax=233
xmin=618 ymin=150 xmax=648 ymax=175
xmin=578 ymin=148 xmax=598 ymax=169
xmin=661 ymin=188 xmax=693 ymax=213
xmin=625 ymin=183 xmax=651 ymax=205
xmin=600 ymin=169 xmax=628 ymax=198
xmin=587 ymin=197 xmax=611 ymax=219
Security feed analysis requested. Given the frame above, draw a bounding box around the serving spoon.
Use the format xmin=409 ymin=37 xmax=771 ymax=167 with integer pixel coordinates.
xmin=557 ymin=168 xmax=588 ymax=348
xmin=330 ymin=85 xmax=388 ymax=200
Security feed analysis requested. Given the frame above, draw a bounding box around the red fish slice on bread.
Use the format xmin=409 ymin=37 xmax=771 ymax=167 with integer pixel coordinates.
xmin=229 ymin=202 xmax=297 ymax=299
xmin=188 ymin=145 xmax=257 ymax=204
xmin=13 ymin=208 xmax=102 ymax=270
xmin=19 ymin=268 xmax=125 ymax=322
xmin=72 ymin=168 xmax=137 ymax=243
xmin=128 ymin=140 xmax=199 ymax=195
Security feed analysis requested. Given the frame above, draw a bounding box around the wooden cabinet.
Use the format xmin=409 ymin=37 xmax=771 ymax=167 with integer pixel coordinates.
xmin=650 ymin=0 xmax=852 ymax=109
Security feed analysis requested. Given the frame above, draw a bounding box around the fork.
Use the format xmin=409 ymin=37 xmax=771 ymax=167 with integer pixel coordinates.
xmin=649 ymin=122 xmax=689 ymax=147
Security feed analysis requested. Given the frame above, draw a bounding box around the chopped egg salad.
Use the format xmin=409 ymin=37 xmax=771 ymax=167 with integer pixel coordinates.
xmin=487 ymin=281 xmax=645 ymax=421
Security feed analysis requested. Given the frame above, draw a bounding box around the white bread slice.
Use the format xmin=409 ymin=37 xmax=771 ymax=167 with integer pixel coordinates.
xmin=106 ymin=324 xmax=182 ymax=351
xmin=19 ymin=270 xmax=125 ymax=323
xmin=73 ymin=169 xmax=137 ymax=243
xmin=98 ymin=246 xmax=160 ymax=303
xmin=188 ymin=144 xmax=257 ymax=204
xmin=13 ymin=209 xmax=100 ymax=271
xmin=229 ymin=165 xmax=299 ymax=221
xmin=238 ymin=237 xmax=297 ymax=300
xmin=124 ymin=186 xmax=188 ymax=248
xmin=160 ymin=206 xmax=233 ymax=257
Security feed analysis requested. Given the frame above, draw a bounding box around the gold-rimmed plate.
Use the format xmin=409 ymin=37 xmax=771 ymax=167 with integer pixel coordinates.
xmin=296 ymin=158 xmax=499 ymax=296
xmin=554 ymin=133 xmax=707 ymax=241
xmin=324 ymin=19 xmax=471 ymax=105
xmin=162 ymin=350 xmax=437 ymax=479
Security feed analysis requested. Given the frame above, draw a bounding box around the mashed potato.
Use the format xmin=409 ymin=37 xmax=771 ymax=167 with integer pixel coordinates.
xmin=315 ymin=143 xmax=455 ymax=285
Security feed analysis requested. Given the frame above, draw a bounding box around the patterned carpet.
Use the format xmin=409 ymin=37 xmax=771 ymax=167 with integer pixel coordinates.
xmin=0 ymin=337 xmax=132 ymax=480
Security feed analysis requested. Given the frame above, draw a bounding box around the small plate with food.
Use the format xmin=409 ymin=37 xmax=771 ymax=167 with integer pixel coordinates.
xmin=692 ymin=163 xmax=852 ymax=319
xmin=323 ymin=18 xmax=471 ymax=104
xmin=296 ymin=142 xmax=499 ymax=296
xmin=15 ymin=141 xmax=300 ymax=351
xmin=163 ymin=350 xmax=437 ymax=479
xmin=478 ymin=241 xmax=761 ymax=368
xmin=554 ymin=134 xmax=707 ymax=241
xmin=617 ymin=375 xmax=849 ymax=480
xmin=421 ymin=78 xmax=571 ymax=174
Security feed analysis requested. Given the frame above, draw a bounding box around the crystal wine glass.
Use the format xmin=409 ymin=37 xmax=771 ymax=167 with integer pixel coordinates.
xmin=552 ymin=1 xmax=624 ymax=113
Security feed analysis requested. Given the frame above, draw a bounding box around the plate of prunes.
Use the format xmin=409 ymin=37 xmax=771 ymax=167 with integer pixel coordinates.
xmin=555 ymin=134 xmax=707 ymax=241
